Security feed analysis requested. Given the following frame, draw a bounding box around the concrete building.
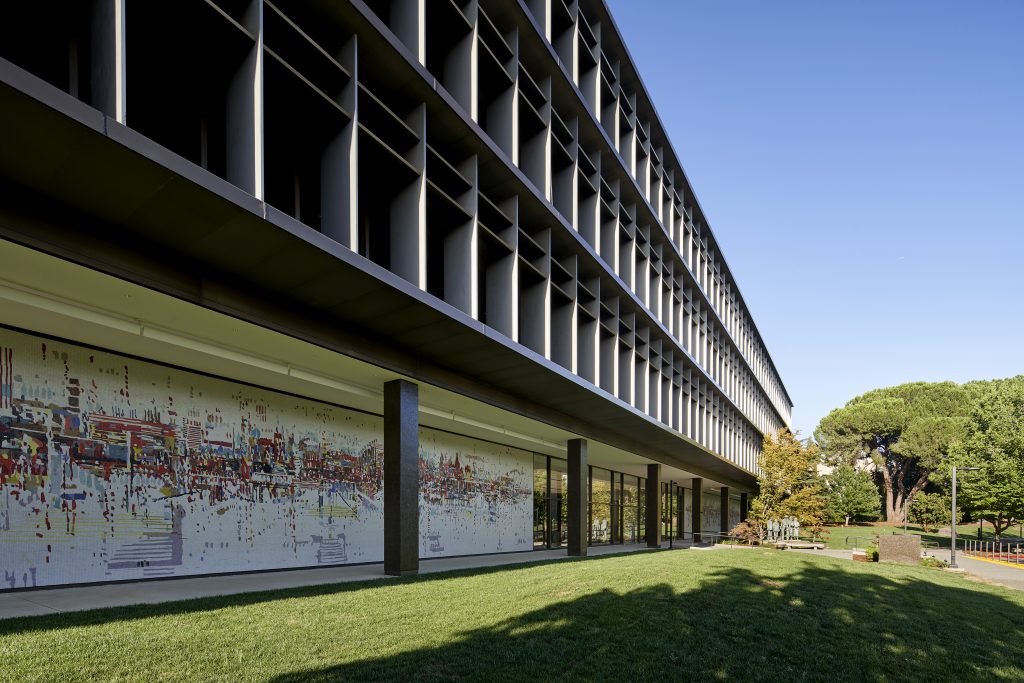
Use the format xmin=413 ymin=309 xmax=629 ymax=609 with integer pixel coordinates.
xmin=0 ymin=0 xmax=791 ymax=590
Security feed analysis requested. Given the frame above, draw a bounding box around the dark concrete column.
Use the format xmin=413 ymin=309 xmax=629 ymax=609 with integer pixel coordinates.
xmin=567 ymin=439 xmax=588 ymax=556
xmin=740 ymin=492 xmax=749 ymax=522
xmin=384 ymin=380 xmax=419 ymax=576
xmin=677 ymin=487 xmax=685 ymax=539
xmin=720 ymin=487 xmax=730 ymax=534
xmin=691 ymin=478 xmax=703 ymax=543
xmin=645 ymin=464 xmax=661 ymax=548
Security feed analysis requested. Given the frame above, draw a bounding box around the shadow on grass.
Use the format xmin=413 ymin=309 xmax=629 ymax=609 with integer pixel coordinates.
xmin=4 ymin=552 xmax=1024 ymax=681
xmin=266 ymin=559 xmax=1024 ymax=682
xmin=0 ymin=551 xmax=643 ymax=637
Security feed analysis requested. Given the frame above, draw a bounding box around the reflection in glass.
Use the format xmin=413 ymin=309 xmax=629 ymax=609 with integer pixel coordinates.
xmin=533 ymin=454 xmax=547 ymax=548
xmin=622 ymin=475 xmax=639 ymax=544
xmin=638 ymin=478 xmax=646 ymax=543
xmin=590 ymin=467 xmax=612 ymax=544
xmin=550 ymin=457 xmax=567 ymax=547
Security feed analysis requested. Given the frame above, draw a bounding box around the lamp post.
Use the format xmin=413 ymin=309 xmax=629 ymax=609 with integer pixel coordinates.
xmin=950 ymin=466 xmax=979 ymax=569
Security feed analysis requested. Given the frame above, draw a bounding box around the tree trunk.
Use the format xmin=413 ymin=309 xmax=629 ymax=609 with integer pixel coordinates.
xmin=992 ymin=513 xmax=1015 ymax=544
xmin=881 ymin=467 xmax=899 ymax=524
xmin=897 ymin=472 xmax=930 ymax=530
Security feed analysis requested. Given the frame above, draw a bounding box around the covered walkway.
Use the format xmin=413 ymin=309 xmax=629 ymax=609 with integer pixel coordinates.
xmin=0 ymin=543 xmax=688 ymax=620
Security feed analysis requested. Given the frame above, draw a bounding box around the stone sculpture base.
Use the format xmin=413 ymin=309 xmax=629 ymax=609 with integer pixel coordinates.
xmin=878 ymin=535 xmax=922 ymax=564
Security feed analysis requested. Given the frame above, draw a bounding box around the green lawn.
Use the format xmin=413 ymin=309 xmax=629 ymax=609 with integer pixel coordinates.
xmin=823 ymin=523 xmax=1023 ymax=550
xmin=2 ymin=549 xmax=1024 ymax=682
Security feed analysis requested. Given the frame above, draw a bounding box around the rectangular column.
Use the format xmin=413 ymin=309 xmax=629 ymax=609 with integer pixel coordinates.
xmin=720 ymin=486 xmax=730 ymax=534
xmin=384 ymin=379 xmax=419 ymax=576
xmin=567 ymin=438 xmax=588 ymax=557
xmin=740 ymin=492 xmax=748 ymax=522
xmin=691 ymin=478 xmax=702 ymax=543
xmin=645 ymin=463 xmax=661 ymax=548
xmin=677 ymin=487 xmax=685 ymax=539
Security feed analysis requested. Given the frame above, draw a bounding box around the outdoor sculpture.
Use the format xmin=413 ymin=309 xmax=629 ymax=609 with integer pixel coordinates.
xmin=767 ymin=517 xmax=802 ymax=542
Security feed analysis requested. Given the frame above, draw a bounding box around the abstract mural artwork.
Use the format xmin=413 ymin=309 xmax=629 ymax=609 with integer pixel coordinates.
xmin=0 ymin=328 xmax=532 ymax=589
xmin=702 ymin=494 xmax=722 ymax=535
xmin=419 ymin=429 xmax=532 ymax=557
xmin=729 ymin=497 xmax=741 ymax=532
xmin=681 ymin=491 xmax=724 ymax=536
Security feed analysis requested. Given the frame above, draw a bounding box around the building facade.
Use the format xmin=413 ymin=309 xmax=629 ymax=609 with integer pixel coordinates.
xmin=0 ymin=0 xmax=790 ymax=590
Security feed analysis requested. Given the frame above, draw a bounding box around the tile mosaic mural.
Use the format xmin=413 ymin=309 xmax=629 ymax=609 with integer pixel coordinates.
xmin=0 ymin=328 xmax=531 ymax=589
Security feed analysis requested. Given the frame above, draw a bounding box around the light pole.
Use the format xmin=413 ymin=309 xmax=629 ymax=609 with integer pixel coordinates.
xmin=950 ymin=466 xmax=979 ymax=569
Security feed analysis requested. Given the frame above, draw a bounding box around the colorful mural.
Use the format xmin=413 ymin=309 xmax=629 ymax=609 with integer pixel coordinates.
xmin=702 ymin=494 xmax=722 ymax=535
xmin=0 ymin=328 xmax=532 ymax=589
xmin=681 ymin=490 xmax=723 ymax=537
xmin=418 ymin=430 xmax=532 ymax=557
xmin=729 ymin=497 xmax=741 ymax=532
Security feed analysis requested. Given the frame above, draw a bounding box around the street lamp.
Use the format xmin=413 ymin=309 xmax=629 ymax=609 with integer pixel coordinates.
xmin=950 ymin=466 xmax=979 ymax=569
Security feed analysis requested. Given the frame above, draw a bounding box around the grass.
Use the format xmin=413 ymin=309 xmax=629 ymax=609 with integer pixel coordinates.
xmin=2 ymin=549 xmax=1024 ymax=682
xmin=823 ymin=523 xmax=1023 ymax=550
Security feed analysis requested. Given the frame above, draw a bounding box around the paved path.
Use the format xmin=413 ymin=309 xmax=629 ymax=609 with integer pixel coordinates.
xmin=0 ymin=542 xmax=670 ymax=620
xmin=780 ymin=545 xmax=1024 ymax=591
xmin=937 ymin=549 xmax=1024 ymax=591
xmin=777 ymin=547 xmax=849 ymax=560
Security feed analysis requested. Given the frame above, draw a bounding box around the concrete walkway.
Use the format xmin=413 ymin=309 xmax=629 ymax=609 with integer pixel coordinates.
xmin=0 ymin=542 xmax=671 ymax=620
xmin=939 ymin=549 xmax=1024 ymax=591
xmin=783 ymin=545 xmax=1024 ymax=591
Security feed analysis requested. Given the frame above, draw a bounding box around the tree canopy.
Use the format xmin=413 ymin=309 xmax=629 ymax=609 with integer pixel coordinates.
xmin=748 ymin=429 xmax=825 ymax=539
xmin=824 ymin=464 xmax=879 ymax=526
xmin=908 ymin=491 xmax=958 ymax=533
xmin=815 ymin=381 xmax=969 ymax=524
xmin=949 ymin=376 xmax=1024 ymax=540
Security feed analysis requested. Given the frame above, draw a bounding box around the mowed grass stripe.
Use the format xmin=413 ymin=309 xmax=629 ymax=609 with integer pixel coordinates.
xmin=1 ymin=549 xmax=1023 ymax=682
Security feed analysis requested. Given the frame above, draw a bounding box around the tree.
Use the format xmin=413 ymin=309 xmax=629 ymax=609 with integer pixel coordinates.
xmin=908 ymin=491 xmax=956 ymax=533
xmin=824 ymin=464 xmax=879 ymax=526
xmin=949 ymin=376 xmax=1024 ymax=541
xmin=816 ymin=382 xmax=969 ymax=525
xmin=748 ymin=429 xmax=825 ymax=540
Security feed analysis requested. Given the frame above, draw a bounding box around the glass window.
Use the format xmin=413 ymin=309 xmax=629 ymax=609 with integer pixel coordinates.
xmin=622 ymin=475 xmax=639 ymax=544
xmin=590 ymin=467 xmax=612 ymax=544
xmin=533 ymin=454 xmax=547 ymax=549
xmin=550 ymin=457 xmax=567 ymax=547
xmin=638 ymin=477 xmax=646 ymax=542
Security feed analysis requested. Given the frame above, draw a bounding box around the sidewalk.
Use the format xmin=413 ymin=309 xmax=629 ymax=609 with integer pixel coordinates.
xmin=786 ymin=545 xmax=1024 ymax=591
xmin=0 ymin=542 xmax=673 ymax=620
xmin=939 ymin=549 xmax=1024 ymax=591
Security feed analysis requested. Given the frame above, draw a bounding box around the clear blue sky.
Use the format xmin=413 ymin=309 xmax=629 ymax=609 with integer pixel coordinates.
xmin=606 ymin=0 xmax=1024 ymax=437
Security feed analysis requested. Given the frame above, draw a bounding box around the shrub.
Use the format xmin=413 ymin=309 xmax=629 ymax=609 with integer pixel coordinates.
xmin=730 ymin=521 xmax=759 ymax=545
xmin=920 ymin=556 xmax=949 ymax=569
xmin=865 ymin=544 xmax=879 ymax=562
